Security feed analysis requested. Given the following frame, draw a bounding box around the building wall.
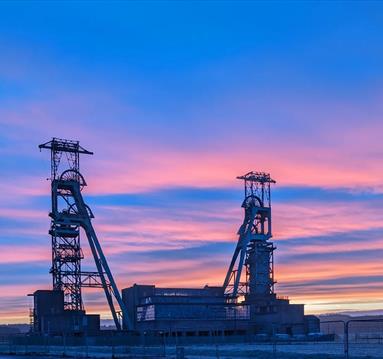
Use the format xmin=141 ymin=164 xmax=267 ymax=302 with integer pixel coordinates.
xmin=33 ymin=289 xmax=100 ymax=335
xmin=121 ymin=284 xmax=318 ymax=335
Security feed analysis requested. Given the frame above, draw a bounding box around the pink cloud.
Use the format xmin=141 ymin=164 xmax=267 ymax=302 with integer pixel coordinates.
xmin=0 ymin=207 xmax=46 ymax=220
xmin=273 ymin=200 xmax=383 ymax=240
xmin=0 ymin=245 xmax=49 ymax=264
xmin=1 ymin=89 xmax=383 ymax=197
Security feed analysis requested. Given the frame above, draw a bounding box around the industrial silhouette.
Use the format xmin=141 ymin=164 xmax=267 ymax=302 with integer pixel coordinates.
xmin=31 ymin=138 xmax=319 ymax=338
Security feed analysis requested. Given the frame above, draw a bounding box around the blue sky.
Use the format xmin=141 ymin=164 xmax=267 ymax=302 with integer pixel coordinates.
xmin=1 ymin=1 xmax=383 ymax=322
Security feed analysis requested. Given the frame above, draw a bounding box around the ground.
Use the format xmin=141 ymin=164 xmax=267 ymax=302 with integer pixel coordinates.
xmin=1 ymin=342 xmax=383 ymax=358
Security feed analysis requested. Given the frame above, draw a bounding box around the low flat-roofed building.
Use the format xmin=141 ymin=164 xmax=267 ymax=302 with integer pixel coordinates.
xmin=122 ymin=284 xmax=318 ymax=336
xmin=32 ymin=290 xmax=100 ymax=336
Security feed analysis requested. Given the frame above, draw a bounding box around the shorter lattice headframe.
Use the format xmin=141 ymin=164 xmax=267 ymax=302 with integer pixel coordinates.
xmin=223 ymin=171 xmax=276 ymax=300
xmin=237 ymin=171 xmax=275 ymax=208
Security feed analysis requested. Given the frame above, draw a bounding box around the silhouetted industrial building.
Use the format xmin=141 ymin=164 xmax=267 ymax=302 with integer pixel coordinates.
xmin=121 ymin=172 xmax=320 ymax=336
xmin=32 ymin=290 xmax=99 ymax=335
xmin=121 ymin=285 xmax=318 ymax=335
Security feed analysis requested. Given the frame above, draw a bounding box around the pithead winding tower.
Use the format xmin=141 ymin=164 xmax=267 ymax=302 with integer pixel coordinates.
xmin=223 ymin=171 xmax=276 ymax=301
xmin=39 ymin=138 xmax=132 ymax=330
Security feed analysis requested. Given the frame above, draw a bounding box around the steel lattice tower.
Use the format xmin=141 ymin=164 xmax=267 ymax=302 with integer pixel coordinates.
xmin=39 ymin=138 xmax=132 ymax=330
xmin=223 ymin=171 xmax=276 ymax=301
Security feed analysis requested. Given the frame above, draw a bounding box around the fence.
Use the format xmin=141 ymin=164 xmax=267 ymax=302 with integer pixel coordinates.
xmin=321 ymin=318 xmax=383 ymax=358
xmin=2 ymin=321 xmax=383 ymax=359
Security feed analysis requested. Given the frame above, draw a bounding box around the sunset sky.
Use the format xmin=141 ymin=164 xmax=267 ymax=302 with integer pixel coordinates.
xmin=1 ymin=1 xmax=383 ymax=323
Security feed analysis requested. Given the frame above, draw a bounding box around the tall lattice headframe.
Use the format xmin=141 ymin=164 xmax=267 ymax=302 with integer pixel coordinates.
xmin=39 ymin=138 xmax=132 ymax=330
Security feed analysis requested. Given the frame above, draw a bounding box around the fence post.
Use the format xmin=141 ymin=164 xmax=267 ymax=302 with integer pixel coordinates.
xmin=161 ymin=332 xmax=166 ymax=358
xmin=344 ymin=322 xmax=349 ymax=359
xmin=63 ymin=332 xmax=67 ymax=356
xmin=215 ymin=344 xmax=220 ymax=359
xmin=272 ymin=324 xmax=276 ymax=359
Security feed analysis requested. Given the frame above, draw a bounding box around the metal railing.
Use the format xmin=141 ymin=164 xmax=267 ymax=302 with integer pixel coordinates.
xmin=3 ymin=321 xmax=383 ymax=359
